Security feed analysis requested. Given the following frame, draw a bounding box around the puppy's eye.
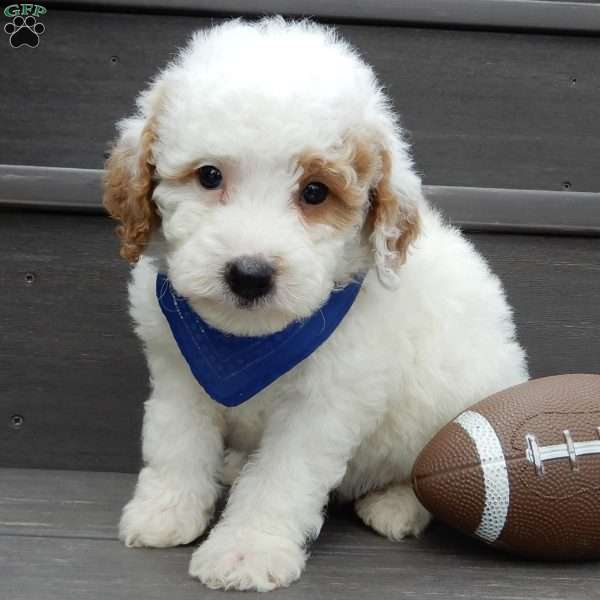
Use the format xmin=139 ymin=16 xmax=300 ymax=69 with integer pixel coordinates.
xmin=301 ymin=182 xmax=329 ymax=205
xmin=197 ymin=165 xmax=223 ymax=190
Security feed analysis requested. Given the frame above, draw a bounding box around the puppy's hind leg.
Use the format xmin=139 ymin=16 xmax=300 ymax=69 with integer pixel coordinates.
xmin=219 ymin=449 xmax=248 ymax=486
xmin=355 ymin=482 xmax=431 ymax=541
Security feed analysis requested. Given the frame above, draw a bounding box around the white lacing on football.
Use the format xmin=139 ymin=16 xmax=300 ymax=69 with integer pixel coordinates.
xmin=454 ymin=410 xmax=510 ymax=543
xmin=525 ymin=427 xmax=600 ymax=476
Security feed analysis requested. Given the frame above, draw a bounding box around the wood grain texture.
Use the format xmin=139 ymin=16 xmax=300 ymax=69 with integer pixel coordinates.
xmin=0 ymin=212 xmax=146 ymax=473
xmin=0 ymin=468 xmax=133 ymax=539
xmin=1 ymin=211 xmax=599 ymax=472
xmin=428 ymin=186 xmax=600 ymax=236
xmin=0 ymin=165 xmax=104 ymax=213
xmin=471 ymin=233 xmax=600 ymax=378
xmin=1 ymin=11 xmax=600 ymax=191
xmin=1 ymin=468 xmax=598 ymax=600
xmin=53 ymin=0 xmax=600 ymax=33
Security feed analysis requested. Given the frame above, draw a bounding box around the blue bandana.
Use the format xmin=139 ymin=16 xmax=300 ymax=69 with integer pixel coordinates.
xmin=156 ymin=273 xmax=363 ymax=407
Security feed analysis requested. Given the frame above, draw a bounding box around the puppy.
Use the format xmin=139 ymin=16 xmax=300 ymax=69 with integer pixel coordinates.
xmin=103 ymin=18 xmax=528 ymax=592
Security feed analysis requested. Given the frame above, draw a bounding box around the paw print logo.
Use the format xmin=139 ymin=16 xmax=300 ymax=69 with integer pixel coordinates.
xmin=4 ymin=15 xmax=45 ymax=48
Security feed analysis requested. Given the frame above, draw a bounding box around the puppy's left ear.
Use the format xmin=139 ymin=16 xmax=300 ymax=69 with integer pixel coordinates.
xmin=367 ymin=138 xmax=423 ymax=289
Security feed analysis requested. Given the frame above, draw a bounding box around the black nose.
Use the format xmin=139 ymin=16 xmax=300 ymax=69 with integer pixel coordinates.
xmin=225 ymin=256 xmax=275 ymax=301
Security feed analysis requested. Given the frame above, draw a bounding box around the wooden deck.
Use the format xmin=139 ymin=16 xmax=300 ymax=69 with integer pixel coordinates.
xmin=1 ymin=468 xmax=598 ymax=600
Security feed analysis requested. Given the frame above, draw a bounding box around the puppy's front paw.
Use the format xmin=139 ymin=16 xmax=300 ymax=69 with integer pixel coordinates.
xmin=119 ymin=467 xmax=215 ymax=548
xmin=189 ymin=526 xmax=306 ymax=592
xmin=355 ymin=482 xmax=431 ymax=541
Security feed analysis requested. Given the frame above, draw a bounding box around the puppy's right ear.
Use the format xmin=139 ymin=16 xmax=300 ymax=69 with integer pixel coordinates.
xmin=103 ymin=117 xmax=160 ymax=263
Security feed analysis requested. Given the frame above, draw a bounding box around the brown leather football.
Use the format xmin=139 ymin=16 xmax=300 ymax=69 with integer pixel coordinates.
xmin=412 ymin=374 xmax=600 ymax=560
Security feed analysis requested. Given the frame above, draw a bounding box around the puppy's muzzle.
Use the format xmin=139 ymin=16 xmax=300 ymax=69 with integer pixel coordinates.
xmin=225 ymin=255 xmax=275 ymax=302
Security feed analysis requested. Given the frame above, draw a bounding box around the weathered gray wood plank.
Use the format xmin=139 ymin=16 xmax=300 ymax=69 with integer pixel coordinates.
xmin=1 ymin=469 xmax=598 ymax=600
xmin=2 ymin=11 xmax=600 ymax=191
xmin=0 ymin=212 xmax=146 ymax=473
xmin=2 ymin=534 xmax=597 ymax=600
xmin=0 ymin=166 xmax=103 ymax=213
xmin=471 ymin=233 xmax=600 ymax=378
xmin=428 ymin=186 xmax=600 ymax=236
xmin=2 ymin=165 xmax=599 ymax=235
xmin=53 ymin=0 xmax=600 ymax=34
xmin=0 ymin=469 xmax=132 ymax=539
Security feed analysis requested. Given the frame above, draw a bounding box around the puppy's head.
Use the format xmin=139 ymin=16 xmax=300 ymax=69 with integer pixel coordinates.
xmin=104 ymin=18 xmax=423 ymax=335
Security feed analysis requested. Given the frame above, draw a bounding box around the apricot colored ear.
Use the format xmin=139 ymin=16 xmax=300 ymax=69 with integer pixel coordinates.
xmin=103 ymin=120 xmax=160 ymax=263
xmin=368 ymin=150 xmax=421 ymax=289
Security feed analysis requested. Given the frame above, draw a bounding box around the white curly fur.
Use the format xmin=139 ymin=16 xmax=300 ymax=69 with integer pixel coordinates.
xmin=111 ymin=18 xmax=528 ymax=592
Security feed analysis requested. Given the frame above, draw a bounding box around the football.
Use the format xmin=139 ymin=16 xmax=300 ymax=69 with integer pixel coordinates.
xmin=412 ymin=374 xmax=600 ymax=560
